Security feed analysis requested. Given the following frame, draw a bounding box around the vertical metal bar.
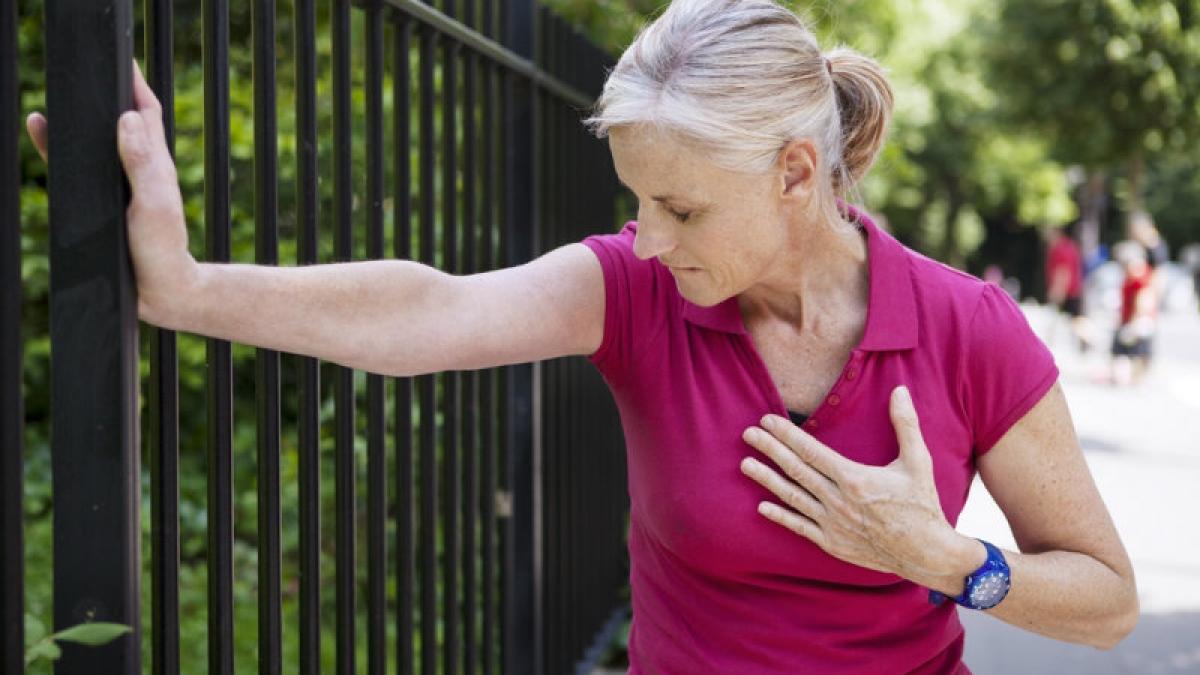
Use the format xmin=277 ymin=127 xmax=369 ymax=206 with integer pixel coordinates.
xmin=365 ymin=2 xmax=388 ymax=674
xmin=480 ymin=37 xmax=498 ymax=675
xmin=392 ymin=15 xmax=416 ymax=675
xmin=44 ymin=0 xmax=140 ymax=671
xmin=0 ymin=0 xmax=23 ymax=670
xmin=293 ymin=0 xmax=322 ymax=671
xmin=331 ymin=1 xmax=356 ymax=673
xmin=418 ymin=21 xmax=439 ymax=675
xmin=201 ymin=0 xmax=235 ymax=670
xmin=252 ymin=0 xmax=283 ymax=671
xmin=496 ymin=58 xmax=511 ymax=675
xmin=502 ymin=0 xmax=541 ymax=672
xmin=461 ymin=1 xmax=479 ymax=670
xmin=145 ymin=0 xmax=180 ymax=670
xmin=441 ymin=9 xmax=461 ymax=675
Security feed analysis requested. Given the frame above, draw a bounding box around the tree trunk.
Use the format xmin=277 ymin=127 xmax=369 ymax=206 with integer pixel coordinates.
xmin=1126 ymin=150 xmax=1146 ymax=237
xmin=1076 ymin=170 xmax=1106 ymax=262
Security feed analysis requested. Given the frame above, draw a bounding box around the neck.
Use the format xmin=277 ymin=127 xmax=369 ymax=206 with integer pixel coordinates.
xmin=738 ymin=205 xmax=870 ymax=332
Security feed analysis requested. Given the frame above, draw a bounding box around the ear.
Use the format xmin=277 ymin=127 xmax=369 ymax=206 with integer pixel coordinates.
xmin=777 ymin=138 xmax=820 ymax=203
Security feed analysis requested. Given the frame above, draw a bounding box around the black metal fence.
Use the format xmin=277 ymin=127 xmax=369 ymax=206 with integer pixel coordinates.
xmin=1 ymin=0 xmax=630 ymax=673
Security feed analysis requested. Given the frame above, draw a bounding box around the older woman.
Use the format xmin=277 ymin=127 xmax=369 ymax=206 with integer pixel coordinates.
xmin=27 ymin=0 xmax=1136 ymax=671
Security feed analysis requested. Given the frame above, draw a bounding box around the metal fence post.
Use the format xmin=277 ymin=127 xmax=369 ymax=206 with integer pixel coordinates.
xmin=502 ymin=1 xmax=542 ymax=674
xmin=1 ymin=0 xmax=25 ymax=670
xmin=44 ymin=0 xmax=141 ymax=672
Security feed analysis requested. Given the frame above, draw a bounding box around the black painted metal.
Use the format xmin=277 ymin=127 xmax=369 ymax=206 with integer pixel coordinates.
xmin=393 ymin=14 xmax=416 ymax=675
xmin=293 ymin=0 xmax=322 ymax=672
xmin=365 ymin=4 xmax=388 ymax=675
xmin=461 ymin=1 xmax=480 ymax=669
xmin=251 ymin=0 xmax=283 ymax=672
xmin=25 ymin=1 xmax=627 ymax=673
xmin=330 ymin=0 xmax=356 ymax=673
xmin=145 ymin=1 xmax=181 ymax=672
xmin=0 ymin=0 xmax=22 ymax=671
xmin=44 ymin=0 xmax=141 ymax=671
xmin=201 ymin=0 xmax=236 ymax=670
xmin=442 ymin=8 xmax=462 ymax=671
xmin=418 ymin=21 xmax=439 ymax=675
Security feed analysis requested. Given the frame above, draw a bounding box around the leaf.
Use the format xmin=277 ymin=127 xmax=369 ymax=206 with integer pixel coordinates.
xmin=50 ymin=622 xmax=132 ymax=646
xmin=23 ymin=613 xmax=46 ymax=644
xmin=24 ymin=640 xmax=61 ymax=665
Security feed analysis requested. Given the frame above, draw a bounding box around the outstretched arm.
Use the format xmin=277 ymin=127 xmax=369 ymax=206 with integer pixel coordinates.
xmin=27 ymin=60 xmax=606 ymax=376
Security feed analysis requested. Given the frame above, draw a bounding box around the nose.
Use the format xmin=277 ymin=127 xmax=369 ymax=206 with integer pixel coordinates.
xmin=631 ymin=217 xmax=677 ymax=261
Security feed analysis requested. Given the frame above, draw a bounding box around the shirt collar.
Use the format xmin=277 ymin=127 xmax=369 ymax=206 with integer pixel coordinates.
xmin=679 ymin=205 xmax=919 ymax=351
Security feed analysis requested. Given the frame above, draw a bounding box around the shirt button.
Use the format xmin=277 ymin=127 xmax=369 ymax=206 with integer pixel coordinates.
xmin=827 ymin=394 xmax=841 ymax=407
xmin=806 ymin=418 xmax=819 ymax=430
xmin=846 ymin=368 xmax=858 ymax=381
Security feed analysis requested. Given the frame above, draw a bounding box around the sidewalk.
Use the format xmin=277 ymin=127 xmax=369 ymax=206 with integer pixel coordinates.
xmin=957 ymin=303 xmax=1200 ymax=674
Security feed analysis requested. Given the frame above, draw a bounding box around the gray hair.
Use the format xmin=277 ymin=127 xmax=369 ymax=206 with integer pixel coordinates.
xmin=583 ymin=0 xmax=894 ymax=196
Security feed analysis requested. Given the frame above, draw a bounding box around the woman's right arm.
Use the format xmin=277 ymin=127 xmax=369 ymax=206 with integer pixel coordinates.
xmin=165 ymin=245 xmax=605 ymax=377
xmin=28 ymin=60 xmax=606 ymax=376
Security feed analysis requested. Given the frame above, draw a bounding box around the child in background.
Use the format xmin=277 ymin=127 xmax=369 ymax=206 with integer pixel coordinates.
xmin=1111 ymin=241 xmax=1157 ymax=385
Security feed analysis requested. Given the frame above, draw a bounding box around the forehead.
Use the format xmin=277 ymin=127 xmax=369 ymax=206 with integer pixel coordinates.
xmin=609 ymin=125 xmax=703 ymax=176
xmin=608 ymin=125 xmax=753 ymax=195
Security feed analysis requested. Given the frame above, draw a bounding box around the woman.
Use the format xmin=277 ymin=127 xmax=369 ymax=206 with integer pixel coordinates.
xmin=27 ymin=0 xmax=1136 ymax=671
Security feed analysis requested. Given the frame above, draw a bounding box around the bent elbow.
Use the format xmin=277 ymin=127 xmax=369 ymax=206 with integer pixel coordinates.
xmin=1092 ymin=590 xmax=1139 ymax=650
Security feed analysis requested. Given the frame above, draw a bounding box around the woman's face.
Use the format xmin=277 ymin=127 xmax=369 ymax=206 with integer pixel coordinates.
xmin=608 ymin=125 xmax=803 ymax=307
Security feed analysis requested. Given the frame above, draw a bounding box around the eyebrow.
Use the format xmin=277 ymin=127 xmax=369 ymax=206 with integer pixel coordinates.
xmin=616 ymin=176 xmax=687 ymax=203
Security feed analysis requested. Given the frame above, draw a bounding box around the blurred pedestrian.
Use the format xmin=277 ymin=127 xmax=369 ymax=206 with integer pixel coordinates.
xmin=1044 ymin=224 xmax=1092 ymax=351
xmin=1110 ymin=241 xmax=1157 ymax=386
xmin=1130 ymin=210 xmax=1169 ymax=310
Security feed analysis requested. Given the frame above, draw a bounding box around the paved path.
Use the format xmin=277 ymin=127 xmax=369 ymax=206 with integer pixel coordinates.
xmin=958 ymin=303 xmax=1200 ymax=674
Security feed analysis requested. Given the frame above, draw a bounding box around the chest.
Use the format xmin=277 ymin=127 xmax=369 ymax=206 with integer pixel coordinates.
xmin=746 ymin=321 xmax=858 ymax=415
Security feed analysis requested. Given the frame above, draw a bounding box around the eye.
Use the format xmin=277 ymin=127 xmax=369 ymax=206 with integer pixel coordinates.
xmin=667 ymin=208 xmax=691 ymax=223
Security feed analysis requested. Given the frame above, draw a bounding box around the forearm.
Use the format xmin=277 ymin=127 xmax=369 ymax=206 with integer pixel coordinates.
xmin=915 ymin=534 xmax=1137 ymax=649
xmin=149 ymin=258 xmax=450 ymax=374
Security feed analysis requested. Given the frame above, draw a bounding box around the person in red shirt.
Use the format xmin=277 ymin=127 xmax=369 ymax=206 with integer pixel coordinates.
xmin=1111 ymin=241 xmax=1157 ymax=385
xmin=1044 ymin=225 xmax=1092 ymax=351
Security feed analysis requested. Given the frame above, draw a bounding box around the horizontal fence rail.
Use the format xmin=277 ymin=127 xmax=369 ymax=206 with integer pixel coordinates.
xmin=7 ymin=0 xmax=630 ymax=673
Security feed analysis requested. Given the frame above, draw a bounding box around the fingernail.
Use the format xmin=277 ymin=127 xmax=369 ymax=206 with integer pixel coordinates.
xmin=119 ymin=112 xmax=140 ymax=138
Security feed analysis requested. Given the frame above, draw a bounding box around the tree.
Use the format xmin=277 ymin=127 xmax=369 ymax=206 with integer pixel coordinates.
xmin=986 ymin=0 xmax=1200 ymax=247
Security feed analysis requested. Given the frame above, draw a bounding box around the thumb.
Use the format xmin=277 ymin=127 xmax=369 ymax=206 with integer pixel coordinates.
xmin=889 ymin=386 xmax=930 ymax=469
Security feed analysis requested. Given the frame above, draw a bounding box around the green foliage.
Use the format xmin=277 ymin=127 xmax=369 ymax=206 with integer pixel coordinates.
xmin=987 ymin=0 xmax=1200 ymax=168
xmin=24 ymin=619 xmax=132 ymax=666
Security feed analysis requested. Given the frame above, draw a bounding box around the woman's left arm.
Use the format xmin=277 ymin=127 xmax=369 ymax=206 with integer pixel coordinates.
xmin=740 ymin=383 xmax=1138 ymax=649
xmin=967 ymin=381 xmax=1138 ymax=648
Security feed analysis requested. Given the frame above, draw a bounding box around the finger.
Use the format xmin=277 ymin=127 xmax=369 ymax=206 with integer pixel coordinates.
xmin=759 ymin=414 xmax=855 ymax=483
xmin=740 ymin=456 xmax=826 ymax=522
xmin=743 ymin=426 xmax=838 ymax=504
xmin=25 ymin=112 xmax=48 ymax=163
xmin=116 ymin=111 xmax=173 ymax=196
xmin=131 ymin=59 xmax=160 ymax=114
xmin=889 ymin=386 xmax=931 ymax=469
xmin=130 ymin=59 xmax=168 ymax=146
xmin=756 ymin=500 xmax=827 ymax=548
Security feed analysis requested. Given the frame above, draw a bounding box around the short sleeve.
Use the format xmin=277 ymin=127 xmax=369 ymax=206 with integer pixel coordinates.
xmin=580 ymin=221 xmax=669 ymax=386
xmin=963 ymin=283 xmax=1060 ymax=455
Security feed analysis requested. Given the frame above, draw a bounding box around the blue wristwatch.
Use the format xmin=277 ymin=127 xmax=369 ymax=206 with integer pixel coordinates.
xmin=928 ymin=539 xmax=1011 ymax=610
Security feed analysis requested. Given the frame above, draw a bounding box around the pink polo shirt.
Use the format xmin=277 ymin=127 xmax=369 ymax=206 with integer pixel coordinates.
xmin=580 ymin=208 xmax=1059 ymax=674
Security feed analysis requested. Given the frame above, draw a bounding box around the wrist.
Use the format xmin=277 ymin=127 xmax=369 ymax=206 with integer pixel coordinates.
xmin=925 ymin=531 xmax=987 ymax=597
xmin=140 ymin=255 xmax=203 ymax=329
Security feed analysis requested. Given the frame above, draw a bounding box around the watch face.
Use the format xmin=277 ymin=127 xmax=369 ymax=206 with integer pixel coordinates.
xmin=969 ymin=571 xmax=1010 ymax=609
